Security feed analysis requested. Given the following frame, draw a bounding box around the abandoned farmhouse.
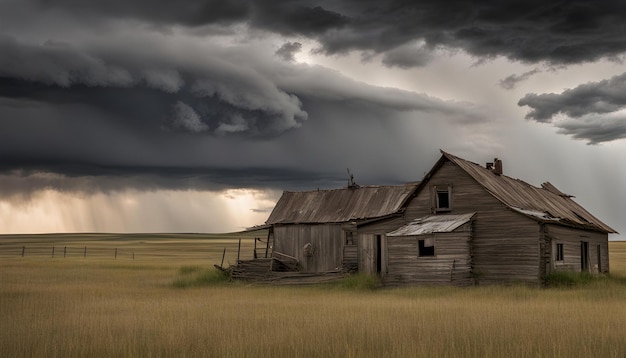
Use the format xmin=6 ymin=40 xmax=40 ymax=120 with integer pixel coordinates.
xmin=257 ymin=151 xmax=617 ymax=286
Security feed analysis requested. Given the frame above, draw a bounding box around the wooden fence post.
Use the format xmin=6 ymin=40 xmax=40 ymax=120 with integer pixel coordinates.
xmin=84 ymin=246 xmax=87 ymax=258
xmin=52 ymin=246 xmax=55 ymax=258
xmin=64 ymin=246 xmax=67 ymax=258
xmin=237 ymin=239 xmax=241 ymax=263
xmin=21 ymin=246 xmax=25 ymax=257
xmin=220 ymin=248 xmax=226 ymax=269
xmin=115 ymin=248 xmax=117 ymax=259
xmin=132 ymin=250 xmax=135 ymax=260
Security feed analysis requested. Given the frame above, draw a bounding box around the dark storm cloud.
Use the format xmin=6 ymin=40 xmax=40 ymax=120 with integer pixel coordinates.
xmin=275 ymin=42 xmax=303 ymax=62
xmin=556 ymin=117 xmax=626 ymax=145
xmin=251 ymin=2 xmax=350 ymax=36
xmin=307 ymin=0 xmax=626 ymax=66
xmin=0 ymin=164 xmax=345 ymax=202
xmin=0 ymin=35 xmax=308 ymax=136
xmin=16 ymin=0 xmax=626 ymax=66
xmin=519 ymin=72 xmax=626 ymax=121
xmin=0 ymin=28 xmax=485 ymax=196
xmin=32 ymin=0 xmax=251 ymax=26
xmin=381 ymin=42 xmax=434 ymax=69
xmin=518 ymin=72 xmax=626 ymax=144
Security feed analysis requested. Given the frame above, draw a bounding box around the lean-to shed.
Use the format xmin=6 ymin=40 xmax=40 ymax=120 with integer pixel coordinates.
xmin=385 ymin=213 xmax=475 ymax=286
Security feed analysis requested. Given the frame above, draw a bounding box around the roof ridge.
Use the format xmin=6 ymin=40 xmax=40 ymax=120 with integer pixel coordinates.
xmin=281 ymin=183 xmax=417 ymax=194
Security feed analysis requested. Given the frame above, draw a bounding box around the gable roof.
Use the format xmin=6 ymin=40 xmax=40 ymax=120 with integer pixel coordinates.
xmin=266 ymin=184 xmax=417 ymax=225
xmin=432 ymin=151 xmax=616 ymax=233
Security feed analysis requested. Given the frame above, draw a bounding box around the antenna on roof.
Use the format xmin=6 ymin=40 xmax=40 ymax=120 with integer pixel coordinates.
xmin=347 ymin=168 xmax=360 ymax=189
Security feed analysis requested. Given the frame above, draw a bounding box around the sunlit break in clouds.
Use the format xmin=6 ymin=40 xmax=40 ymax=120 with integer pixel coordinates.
xmin=0 ymin=188 xmax=280 ymax=234
xmin=0 ymin=0 xmax=625 ymax=237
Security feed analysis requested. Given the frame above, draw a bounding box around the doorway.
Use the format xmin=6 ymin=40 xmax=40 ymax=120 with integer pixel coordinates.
xmin=580 ymin=241 xmax=589 ymax=272
xmin=376 ymin=235 xmax=382 ymax=274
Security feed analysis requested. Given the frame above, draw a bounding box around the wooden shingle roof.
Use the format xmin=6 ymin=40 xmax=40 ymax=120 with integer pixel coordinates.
xmin=266 ymin=184 xmax=417 ymax=224
xmin=441 ymin=151 xmax=617 ymax=233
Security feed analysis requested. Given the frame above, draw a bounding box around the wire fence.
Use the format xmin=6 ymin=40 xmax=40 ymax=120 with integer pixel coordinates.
xmin=1 ymin=245 xmax=136 ymax=259
xmin=0 ymin=238 xmax=265 ymax=265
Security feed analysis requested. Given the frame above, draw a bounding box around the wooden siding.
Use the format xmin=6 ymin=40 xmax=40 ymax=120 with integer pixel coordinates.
xmin=545 ymin=224 xmax=609 ymax=273
xmin=385 ymin=221 xmax=473 ymax=286
xmin=358 ymin=234 xmax=376 ymax=275
xmin=272 ymin=224 xmax=343 ymax=273
xmin=404 ymin=160 xmax=541 ymax=285
xmin=356 ymin=216 xmax=404 ymax=276
xmin=342 ymin=245 xmax=357 ymax=272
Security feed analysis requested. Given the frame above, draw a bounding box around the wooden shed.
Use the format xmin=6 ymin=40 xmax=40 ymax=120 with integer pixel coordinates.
xmin=265 ymin=184 xmax=417 ymax=273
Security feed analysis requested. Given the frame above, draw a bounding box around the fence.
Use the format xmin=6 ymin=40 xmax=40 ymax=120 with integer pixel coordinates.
xmin=0 ymin=237 xmax=261 ymax=265
xmin=0 ymin=245 xmax=135 ymax=259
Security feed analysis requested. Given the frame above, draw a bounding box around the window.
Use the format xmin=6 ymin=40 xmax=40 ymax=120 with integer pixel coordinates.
xmin=437 ymin=190 xmax=450 ymax=210
xmin=555 ymin=243 xmax=564 ymax=262
xmin=345 ymin=231 xmax=355 ymax=245
xmin=433 ymin=185 xmax=452 ymax=212
xmin=418 ymin=237 xmax=435 ymax=257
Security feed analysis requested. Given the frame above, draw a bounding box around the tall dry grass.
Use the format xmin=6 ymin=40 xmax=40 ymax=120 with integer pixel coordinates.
xmin=1 ymin=238 xmax=625 ymax=357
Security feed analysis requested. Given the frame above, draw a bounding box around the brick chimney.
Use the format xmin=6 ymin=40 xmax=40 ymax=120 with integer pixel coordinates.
xmin=493 ymin=158 xmax=503 ymax=175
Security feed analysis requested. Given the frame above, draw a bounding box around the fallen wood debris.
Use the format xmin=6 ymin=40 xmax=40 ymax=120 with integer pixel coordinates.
xmin=228 ymin=257 xmax=345 ymax=285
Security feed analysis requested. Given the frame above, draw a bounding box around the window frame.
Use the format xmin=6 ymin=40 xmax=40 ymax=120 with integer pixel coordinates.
xmin=344 ymin=231 xmax=355 ymax=246
xmin=555 ymin=243 xmax=564 ymax=262
xmin=432 ymin=185 xmax=452 ymax=213
xmin=418 ymin=237 xmax=435 ymax=257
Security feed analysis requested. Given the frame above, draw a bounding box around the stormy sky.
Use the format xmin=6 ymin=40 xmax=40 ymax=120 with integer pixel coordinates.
xmin=1 ymin=0 xmax=625 ymax=238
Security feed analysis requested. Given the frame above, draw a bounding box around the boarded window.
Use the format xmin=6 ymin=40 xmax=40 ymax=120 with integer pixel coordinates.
xmin=555 ymin=243 xmax=564 ymax=262
xmin=418 ymin=237 xmax=435 ymax=257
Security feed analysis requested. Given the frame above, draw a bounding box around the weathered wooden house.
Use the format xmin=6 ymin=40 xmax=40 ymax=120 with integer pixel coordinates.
xmin=263 ymin=151 xmax=616 ymax=286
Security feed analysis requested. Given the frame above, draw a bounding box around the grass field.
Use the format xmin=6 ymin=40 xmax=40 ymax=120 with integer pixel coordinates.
xmin=1 ymin=234 xmax=625 ymax=357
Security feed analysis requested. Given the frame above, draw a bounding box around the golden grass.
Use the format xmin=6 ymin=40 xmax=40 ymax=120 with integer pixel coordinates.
xmin=1 ymin=236 xmax=625 ymax=357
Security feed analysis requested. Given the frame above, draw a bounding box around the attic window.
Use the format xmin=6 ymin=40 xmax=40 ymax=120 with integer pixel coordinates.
xmin=418 ymin=237 xmax=435 ymax=257
xmin=433 ymin=185 xmax=452 ymax=212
